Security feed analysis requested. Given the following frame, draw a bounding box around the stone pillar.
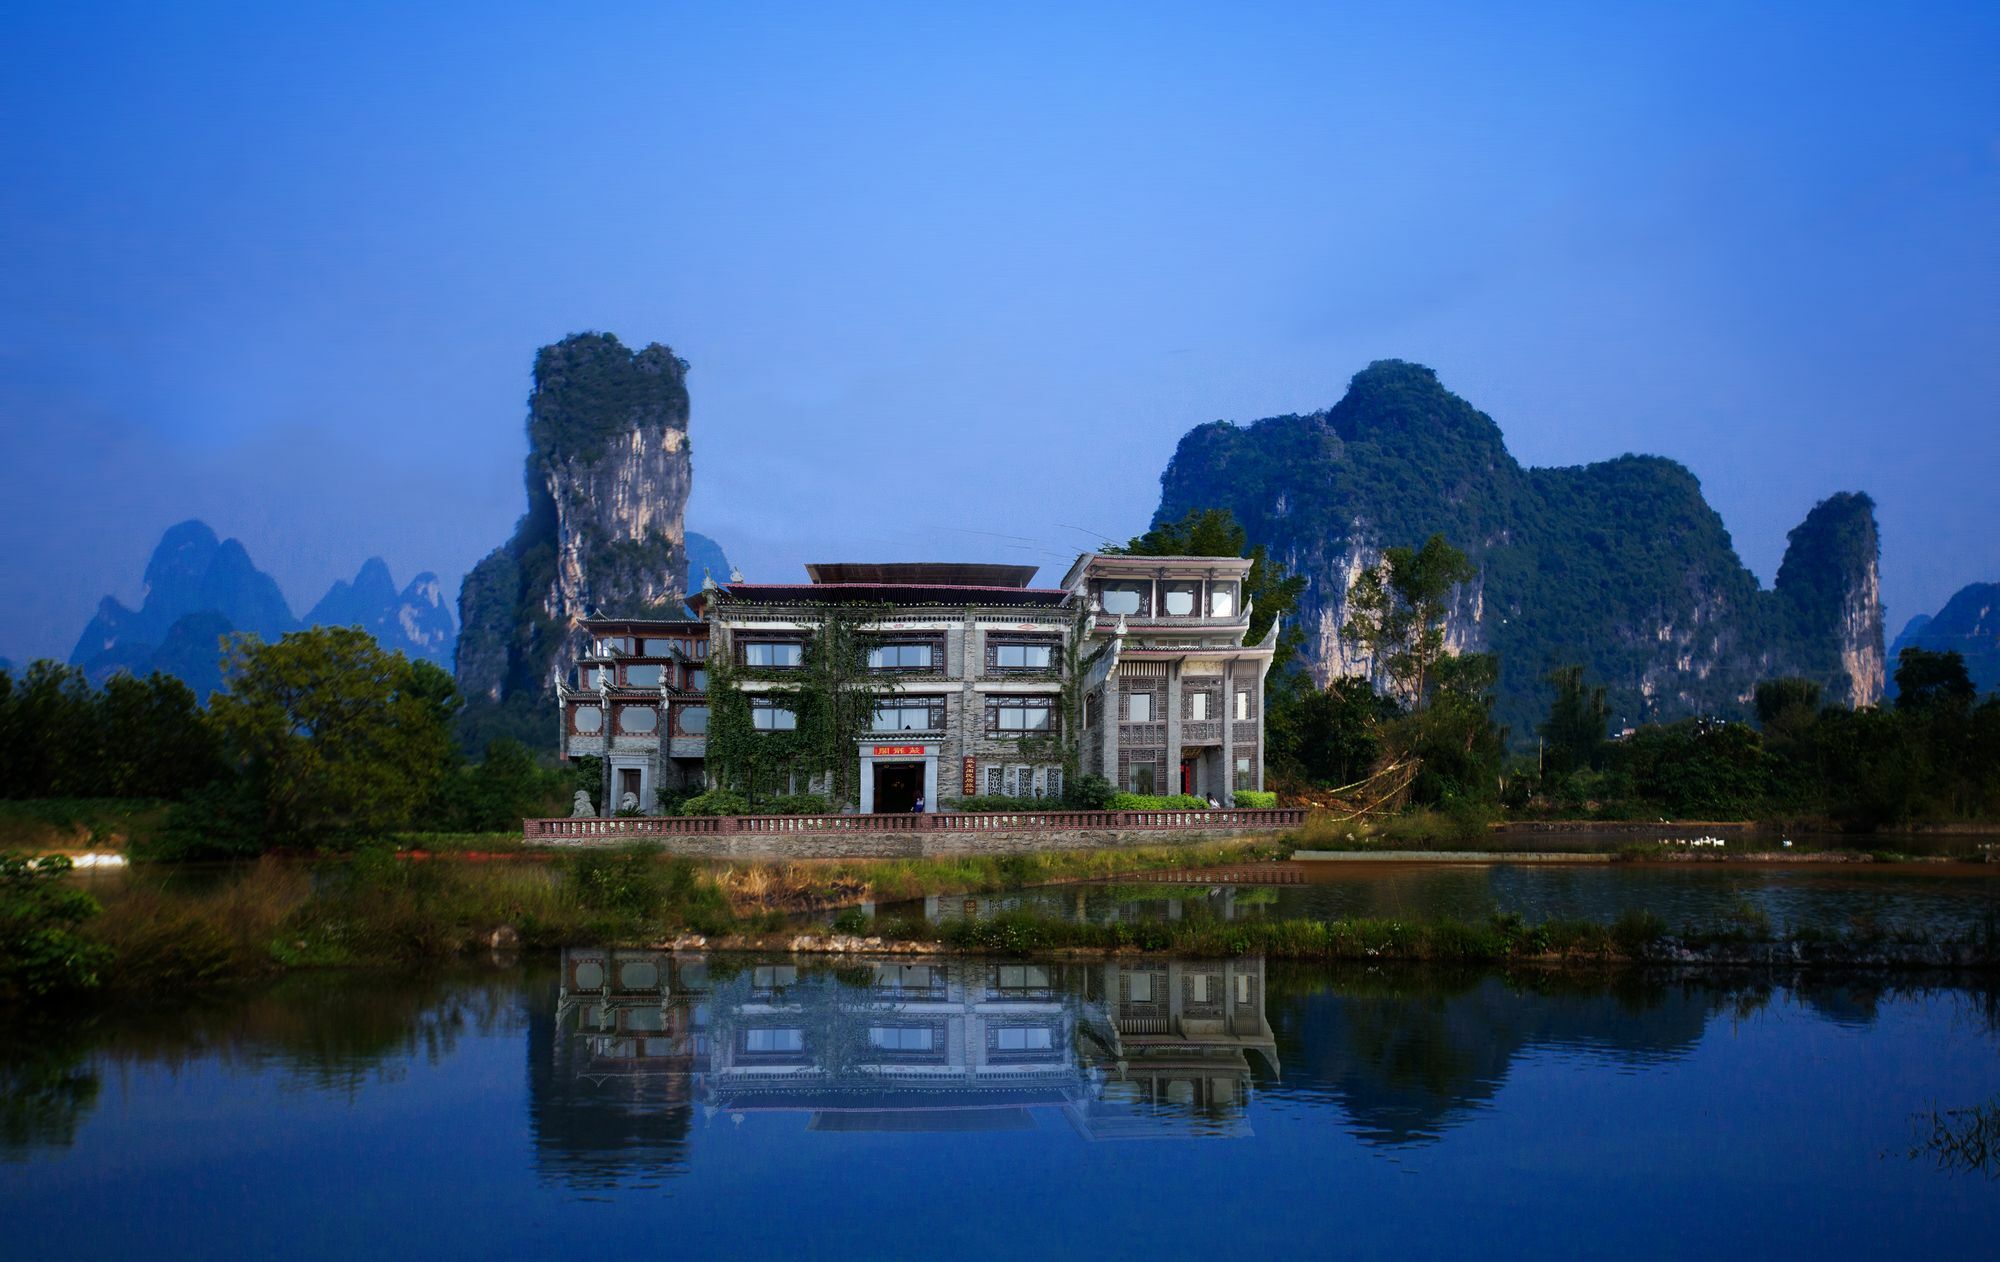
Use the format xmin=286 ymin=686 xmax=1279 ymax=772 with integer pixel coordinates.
xmin=1220 ymin=660 xmax=1235 ymax=806
xmin=1165 ymin=663 xmax=1182 ymax=797
xmin=1254 ymin=657 xmax=1271 ymax=791
xmin=1101 ymin=675 xmax=1120 ymax=792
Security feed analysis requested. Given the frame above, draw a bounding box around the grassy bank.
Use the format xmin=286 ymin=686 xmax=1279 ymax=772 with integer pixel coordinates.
xmin=790 ymin=906 xmax=1997 ymax=966
xmin=0 ymin=799 xmax=169 ymax=853
xmin=5 ymin=840 xmax=1296 ymax=1001
xmin=13 ymin=829 xmax=1998 ymax=1008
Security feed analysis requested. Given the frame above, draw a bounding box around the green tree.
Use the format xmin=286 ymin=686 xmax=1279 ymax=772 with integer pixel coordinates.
xmin=1894 ymin=648 xmax=1975 ymax=714
xmin=443 ymin=739 xmax=558 ymax=832
xmin=1267 ymin=676 xmax=1395 ymax=787
xmin=1342 ymin=534 xmax=1476 ymax=707
xmin=1611 ymin=718 xmax=1769 ymax=818
xmin=1539 ymin=665 xmax=1608 ymax=776
xmin=96 ymin=673 xmax=223 ymax=800
xmin=0 ymin=854 xmax=111 ymax=1001
xmin=1398 ymin=651 xmax=1506 ymax=805
xmin=210 ymin=627 xmax=462 ymax=845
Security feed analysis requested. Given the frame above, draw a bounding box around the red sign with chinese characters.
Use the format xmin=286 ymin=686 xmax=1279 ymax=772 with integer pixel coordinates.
xmin=962 ymin=756 xmax=977 ymax=795
xmin=871 ymin=745 xmax=927 ymax=757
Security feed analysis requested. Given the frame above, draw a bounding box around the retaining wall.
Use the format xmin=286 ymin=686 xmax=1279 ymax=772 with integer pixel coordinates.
xmin=525 ymin=807 xmax=1304 ymax=859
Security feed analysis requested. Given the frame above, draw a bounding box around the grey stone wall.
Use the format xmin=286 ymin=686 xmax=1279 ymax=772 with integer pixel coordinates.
xmin=530 ymin=824 xmax=1288 ymax=860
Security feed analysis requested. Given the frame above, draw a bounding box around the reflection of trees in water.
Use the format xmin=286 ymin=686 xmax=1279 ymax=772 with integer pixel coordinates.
xmin=0 ymin=967 xmax=532 ymax=1158
xmin=1 ymin=1019 xmax=101 ymax=1158
xmin=1262 ymin=966 xmax=1943 ymax=1147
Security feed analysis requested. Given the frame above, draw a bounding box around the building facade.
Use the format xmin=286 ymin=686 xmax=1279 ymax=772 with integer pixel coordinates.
xmin=554 ymin=556 xmax=1273 ymax=814
xmin=1066 ymin=552 xmax=1275 ymax=800
xmin=554 ymin=618 xmax=711 ymax=813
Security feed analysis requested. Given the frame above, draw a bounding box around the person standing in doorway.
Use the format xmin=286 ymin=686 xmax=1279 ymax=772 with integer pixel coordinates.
xmin=911 ymin=794 xmax=925 ymax=814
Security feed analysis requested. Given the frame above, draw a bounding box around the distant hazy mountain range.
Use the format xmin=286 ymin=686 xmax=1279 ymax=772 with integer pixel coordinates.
xmin=67 ymin=519 xmax=456 ymax=699
xmin=1887 ymin=581 xmax=2000 ymax=698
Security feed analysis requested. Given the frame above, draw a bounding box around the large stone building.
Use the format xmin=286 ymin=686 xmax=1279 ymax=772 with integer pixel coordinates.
xmin=554 ymin=556 xmax=1275 ymax=814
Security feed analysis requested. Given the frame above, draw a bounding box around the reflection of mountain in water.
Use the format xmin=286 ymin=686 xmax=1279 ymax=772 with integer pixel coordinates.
xmin=1267 ymin=970 xmax=1729 ymax=1146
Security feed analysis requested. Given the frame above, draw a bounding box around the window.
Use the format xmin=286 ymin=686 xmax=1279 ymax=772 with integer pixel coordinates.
xmin=752 ymin=965 xmax=797 ymax=988
xmin=744 ymin=641 xmax=802 ymax=668
xmin=1132 ymin=765 xmax=1155 ymax=795
xmin=995 ymin=1026 xmax=1054 ymax=1051
xmin=986 ymin=767 xmax=1003 ymax=795
xmin=1189 ymin=692 xmax=1208 ymax=721
xmin=873 ymin=700 xmax=941 ymax=732
xmin=752 ymin=701 xmax=798 ymax=731
xmin=1190 ymin=974 xmax=1213 ymax=1003
xmin=745 ymin=1028 xmax=803 ymax=1053
xmin=1235 ymin=756 xmax=1253 ymax=791
xmin=617 ymin=707 xmax=658 ymax=734
xmin=642 ymin=638 xmax=676 ymax=656
xmin=624 ymin=663 xmax=663 ymax=687
xmin=868 ymin=642 xmax=934 ymax=670
xmin=997 ymin=964 xmax=1050 ymax=989
xmin=1045 ymin=768 xmax=1062 ymax=800
xmin=1127 ymin=692 xmax=1152 ymax=723
xmin=988 ymin=697 xmax=1054 ymax=732
xmin=1128 ymin=973 xmax=1155 ymax=1002
xmin=1096 ymin=581 xmax=1147 ymax=616
xmin=686 ymin=668 xmax=709 ymax=692
xmin=877 ymin=964 xmax=936 ymax=988
xmin=1162 ymin=581 xmax=1198 ymax=616
xmin=992 ymin=641 xmax=1053 ymax=670
xmin=867 ymin=1026 xmax=935 ymax=1051
xmin=572 ymin=705 xmax=602 ymax=734
xmin=1235 ymin=973 xmax=1252 ymax=1004
xmin=676 ymin=706 xmax=708 ymax=735
xmin=1210 ymin=584 xmax=1237 ymax=617
xmin=1235 ymin=689 xmax=1250 ymax=721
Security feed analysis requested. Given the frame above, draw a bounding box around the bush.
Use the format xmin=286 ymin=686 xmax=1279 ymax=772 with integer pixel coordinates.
xmin=566 ymin=845 xmax=664 ymax=916
xmin=758 ymin=794 xmax=831 ymax=816
xmin=138 ymin=782 xmax=267 ymax=861
xmin=1064 ymin=774 xmax=1115 ymax=810
xmin=951 ymin=795 xmax=1062 ymax=812
xmin=1234 ymin=790 xmax=1278 ymax=808
xmin=0 ymin=854 xmax=112 ymax=1001
xmin=679 ymin=789 xmax=750 ymax=816
xmin=1106 ymin=793 xmax=1212 ymax=810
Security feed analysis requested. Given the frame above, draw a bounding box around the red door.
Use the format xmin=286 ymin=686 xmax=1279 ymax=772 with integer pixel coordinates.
xmin=1180 ymin=758 xmax=1196 ymax=796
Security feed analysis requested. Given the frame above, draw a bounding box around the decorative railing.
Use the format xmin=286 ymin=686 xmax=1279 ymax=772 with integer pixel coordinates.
xmin=1181 ymin=719 xmax=1221 ymax=745
xmin=524 ymin=807 xmax=1306 ymax=842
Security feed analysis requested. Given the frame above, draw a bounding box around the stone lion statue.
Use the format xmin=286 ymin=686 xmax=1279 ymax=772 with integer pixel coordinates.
xmin=570 ymin=789 xmax=595 ymax=818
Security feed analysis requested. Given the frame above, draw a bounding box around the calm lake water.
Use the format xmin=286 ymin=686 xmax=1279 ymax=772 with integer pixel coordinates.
xmin=866 ymin=862 xmax=2000 ymax=938
xmin=5 ymin=952 xmax=1997 ymax=1260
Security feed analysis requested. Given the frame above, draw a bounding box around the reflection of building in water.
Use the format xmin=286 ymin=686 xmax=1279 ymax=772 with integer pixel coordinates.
xmin=1070 ymin=958 xmax=1278 ymax=1139
xmin=706 ymin=960 xmax=1089 ymax=1132
xmin=540 ymin=951 xmax=1281 ymax=1159
xmin=531 ymin=948 xmax=712 ymax=1186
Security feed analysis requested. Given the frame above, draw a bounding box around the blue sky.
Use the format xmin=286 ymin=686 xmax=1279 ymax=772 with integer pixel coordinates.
xmin=1 ymin=1 xmax=1994 ymax=663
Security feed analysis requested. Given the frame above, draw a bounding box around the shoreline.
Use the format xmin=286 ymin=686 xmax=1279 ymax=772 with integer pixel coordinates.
xmin=624 ymin=931 xmax=1999 ymax=971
